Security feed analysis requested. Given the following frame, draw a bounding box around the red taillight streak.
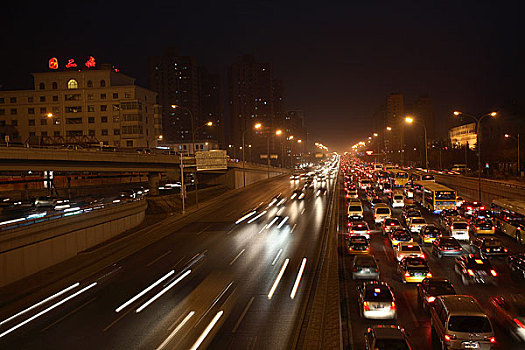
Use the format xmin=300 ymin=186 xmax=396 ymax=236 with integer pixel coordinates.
xmin=467 ymin=269 xmax=475 ymax=276
xmin=514 ymin=318 xmax=525 ymax=329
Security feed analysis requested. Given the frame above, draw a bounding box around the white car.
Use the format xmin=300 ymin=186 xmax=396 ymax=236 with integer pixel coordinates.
xmin=447 ymin=216 xmax=470 ymax=241
xmin=391 ymin=194 xmax=405 ymax=208
xmin=374 ymin=204 xmax=391 ymax=224
xmin=407 ymin=216 xmax=426 ymax=233
xmin=394 ymin=242 xmax=424 ymax=261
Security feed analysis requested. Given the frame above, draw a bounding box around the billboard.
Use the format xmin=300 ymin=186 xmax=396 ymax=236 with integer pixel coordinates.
xmin=196 ymin=150 xmax=228 ymax=171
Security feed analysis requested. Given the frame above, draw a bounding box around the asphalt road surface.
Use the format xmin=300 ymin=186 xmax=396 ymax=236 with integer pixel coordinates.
xmin=0 ymin=175 xmax=335 ymax=349
xmin=338 ymin=176 xmax=525 ymax=350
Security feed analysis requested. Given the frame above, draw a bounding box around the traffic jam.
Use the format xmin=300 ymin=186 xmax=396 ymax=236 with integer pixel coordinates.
xmin=339 ymin=156 xmax=525 ymax=350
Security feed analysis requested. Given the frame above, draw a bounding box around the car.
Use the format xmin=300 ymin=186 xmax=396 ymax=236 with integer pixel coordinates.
xmin=402 ymin=209 xmax=422 ymax=225
xmin=348 ymin=221 xmax=370 ymax=238
xmin=489 ymin=294 xmax=525 ymax=342
xmin=508 ymin=253 xmax=525 ymax=280
xmin=347 ymin=235 xmax=370 ymax=255
xmin=402 ymin=203 xmax=418 ymax=215
xmin=446 ymin=216 xmax=470 ymax=241
xmin=470 ymin=218 xmax=495 ymax=235
xmin=456 ymin=196 xmax=465 ymax=207
xmin=359 ymin=179 xmax=372 ymax=190
xmin=430 ymin=295 xmax=495 ymax=350
xmin=417 ymin=278 xmax=456 ymax=311
xmin=390 ymin=228 xmax=413 ymax=247
xmin=454 ymin=254 xmax=498 ymax=285
xmin=373 ymin=205 xmax=391 ymax=224
xmin=381 ymin=218 xmax=401 ymax=235
xmin=34 ymin=196 xmax=58 ymax=207
xmin=431 ymin=236 xmax=463 ymax=258
xmin=370 ymin=197 xmax=383 ymax=208
xmin=351 ymin=255 xmax=379 ymax=280
xmin=470 ymin=237 xmax=508 ymax=258
xmin=418 ymin=224 xmax=441 ymax=245
xmin=403 ymin=185 xmax=414 ymax=199
xmin=358 ymin=282 xmax=397 ymax=320
xmin=364 ymin=325 xmax=412 ymax=350
xmin=459 ymin=201 xmax=485 ymax=217
xmin=346 ymin=188 xmax=359 ymax=200
xmin=398 ymin=257 xmax=432 ymax=283
xmin=407 ymin=216 xmax=426 ymax=233
xmin=391 ymin=193 xmax=405 ymax=208
xmin=438 ymin=208 xmax=459 ymax=227
xmin=347 ymin=201 xmax=364 ymax=220
xmin=394 ymin=242 xmax=424 ymax=261
xmin=291 ymin=189 xmax=305 ymax=200
xmin=382 ymin=182 xmax=393 ymax=194
xmin=290 ymin=174 xmax=300 ymax=180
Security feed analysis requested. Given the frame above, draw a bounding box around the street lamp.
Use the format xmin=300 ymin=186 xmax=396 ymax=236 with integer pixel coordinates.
xmin=453 ymin=110 xmax=498 ymax=201
xmin=505 ymin=133 xmax=520 ymax=176
xmin=242 ymin=122 xmax=262 ymax=187
xmin=404 ymin=116 xmax=428 ymax=170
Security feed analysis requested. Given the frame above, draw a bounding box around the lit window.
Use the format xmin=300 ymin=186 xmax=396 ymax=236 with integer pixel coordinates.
xmin=67 ymin=79 xmax=78 ymax=89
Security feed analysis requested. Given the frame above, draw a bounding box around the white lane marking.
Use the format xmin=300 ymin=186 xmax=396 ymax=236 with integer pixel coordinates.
xmin=189 ymin=310 xmax=224 ymax=350
xmin=247 ymin=211 xmax=267 ymax=224
xmin=258 ymin=225 xmax=267 ymax=233
xmin=268 ymin=258 xmax=290 ymax=299
xmin=226 ymin=227 xmax=236 ymax=235
xmin=0 ymin=282 xmax=80 ymax=326
xmin=232 ymin=297 xmax=255 ymax=333
xmin=235 ymin=211 xmax=257 ymax=224
xmin=271 ymin=249 xmax=283 ymax=266
xmin=115 ymin=270 xmax=175 ymax=312
xmin=277 ymin=207 xmax=285 ymax=216
xmin=301 ymin=208 xmax=306 ymax=215
xmin=267 ymin=216 xmax=279 ymax=229
xmin=41 ymin=296 xmax=96 ymax=332
xmin=229 ymin=249 xmax=246 ymax=266
xmin=290 ymin=258 xmax=307 ymax=299
xmin=290 ymin=223 xmax=297 ymax=234
xmin=156 ymin=311 xmax=195 ymax=350
xmin=135 ymin=270 xmax=192 ymax=313
xmin=196 ymin=225 xmax=211 ymax=236
xmin=277 ymin=216 xmax=289 ymax=229
xmin=147 ymin=250 xmax=172 ymax=267
xmin=276 ymin=198 xmax=286 ymax=206
xmin=0 ymin=282 xmax=97 ymax=339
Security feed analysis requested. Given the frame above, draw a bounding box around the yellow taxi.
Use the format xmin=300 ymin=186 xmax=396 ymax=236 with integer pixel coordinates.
xmin=399 ymin=257 xmax=432 ymax=283
xmin=418 ymin=224 xmax=442 ymax=245
xmin=471 ymin=218 xmax=496 ymax=235
xmin=348 ymin=235 xmax=370 ymax=255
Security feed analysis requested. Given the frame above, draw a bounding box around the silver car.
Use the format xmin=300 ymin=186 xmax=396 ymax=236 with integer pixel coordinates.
xmin=352 ymin=255 xmax=379 ymax=280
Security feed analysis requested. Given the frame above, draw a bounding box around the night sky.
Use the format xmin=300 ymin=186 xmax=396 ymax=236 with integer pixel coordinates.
xmin=1 ymin=0 xmax=523 ymax=152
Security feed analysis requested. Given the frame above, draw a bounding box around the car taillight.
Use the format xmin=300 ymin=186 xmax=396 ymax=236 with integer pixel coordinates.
xmin=427 ymin=296 xmax=436 ymax=303
xmin=367 ymin=230 xmax=371 ymax=233
xmin=514 ymin=318 xmax=525 ymax=329
xmin=374 ymin=268 xmax=379 ymax=272
xmin=363 ymin=301 xmax=370 ymax=311
xmin=390 ymin=301 xmax=396 ymax=310
xmin=489 ymin=336 xmax=496 ymax=343
xmin=492 ymin=226 xmax=495 ymax=230
xmin=350 ymin=230 xmax=354 ymax=233
xmin=476 ymin=227 xmax=480 ymax=230
xmin=450 ymin=225 xmax=454 ymax=230
xmin=490 ymin=269 xmax=497 ymax=277
xmin=399 ymin=254 xmax=404 ymax=259
xmin=444 ymin=334 xmax=456 ymax=341
xmin=486 ymin=248 xmax=490 ymax=252
xmin=353 ymin=268 xmax=358 ymax=272
xmin=421 ymin=253 xmax=425 ymax=259
xmin=405 ymin=272 xmax=411 ymax=277
xmin=504 ymin=248 xmax=508 ymax=252
xmin=426 ymin=272 xmax=432 ymax=278
xmin=467 ymin=269 xmax=475 ymax=276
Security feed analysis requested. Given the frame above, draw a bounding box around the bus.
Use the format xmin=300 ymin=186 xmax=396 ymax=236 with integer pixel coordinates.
xmin=389 ymin=169 xmax=409 ymax=188
xmin=491 ymin=199 xmax=525 ymax=244
xmin=409 ymin=170 xmax=435 ymax=183
xmin=419 ymin=182 xmax=456 ymax=213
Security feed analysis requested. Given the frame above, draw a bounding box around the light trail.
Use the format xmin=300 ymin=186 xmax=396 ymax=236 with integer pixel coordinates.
xmin=189 ymin=310 xmax=224 ymax=350
xmin=268 ymin=258 xmax=289 ymax=299
xmin=135 ymin=270 xmax=191 ymax=313
xmin=290 ymin=258 xmax=307 ymax=299
xmin=115 ymin=270 xmax=175 ymax=312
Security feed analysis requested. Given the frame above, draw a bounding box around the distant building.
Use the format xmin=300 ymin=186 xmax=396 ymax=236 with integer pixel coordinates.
xmin=449 ymin=122 xmax=476 ymax=149
xmin=386 ymin=93 xmax=405 ymax=151
xmin=228 ymin=55 xmax=285 ymax=165
xmin=149 ymin=48 xmax=222 ymax=149
xmin=0 ymin=65 xmax=162 ymax=148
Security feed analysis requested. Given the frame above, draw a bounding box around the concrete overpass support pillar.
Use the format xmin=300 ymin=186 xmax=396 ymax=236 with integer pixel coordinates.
xmin=148 ymin=172 xmax=160 ymax=196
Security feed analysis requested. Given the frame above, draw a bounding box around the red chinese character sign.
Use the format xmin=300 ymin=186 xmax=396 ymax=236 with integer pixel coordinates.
xmin=85 ymin=56 xmax=96 ymax=68
xmin=48 ymin=57 xmax=58 ymax=70
xmin=65 ymin=59 xmax=77 ymax=68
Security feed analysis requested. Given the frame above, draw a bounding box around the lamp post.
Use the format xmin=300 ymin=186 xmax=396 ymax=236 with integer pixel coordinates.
xmin=275 ymin=129 xmax=283 ymax=168
xmin=505 ymin=133 xmax=520 ymax=176
xmin=242 ymin=123 xmax=262 ymax=187
xmin=453 ymin=110 xmax=497 ymax=201
xmin=405 ymin=116 xmax=428 ymax=170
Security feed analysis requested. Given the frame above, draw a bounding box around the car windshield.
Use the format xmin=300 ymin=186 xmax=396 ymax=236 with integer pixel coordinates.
xmin=374 ymin=339 xmax=410 ymax=350
xmin=385 ymin=219 xmax=400 ymax=225
xmin=477 ymin=222 xmax=493 ymax=229
xmin=401 ymin=246 xmax=421 ymax=252
xmin=355 ymin=257 xmax=376 ymax=267
xmin=428 ymin=283 xmax=455 ymax=295
xmin=364 ymin=286 xmax=393 ymax=301
xmin=349 ymin=206 xmax=362 ymax=211
xmin=483 ymin=240 xmax=502 ymax=247
xmin=377 ymin=208 xmax=390 ymax=214
xmin=424 ymin=227 xmax=440 ymax=236
xmin=394 ymin=195 xmax=403 ymax=200
xmin=394 ymin=232 xmax=411 ymax=239
xmin=407 ymin=265 xmax=428 ymax=272
xmin=412 ymin=219 xmax=425 ymax=224
xmin=447 ymin=316 xmax=492 ymax=333
xmin=466 ymin=258 xmax=492 ymax=269
xmin=441 ymin=237 xmax=458 ymax=245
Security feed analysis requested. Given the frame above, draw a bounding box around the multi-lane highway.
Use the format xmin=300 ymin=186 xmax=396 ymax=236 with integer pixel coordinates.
xmin=338 ymin=171 xmax=525 ymax=350
xmin=0 ymin=173 xmax=336 ymax=349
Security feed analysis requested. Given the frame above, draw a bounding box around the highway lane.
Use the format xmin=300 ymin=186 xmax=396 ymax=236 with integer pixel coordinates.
xmin=0 ymin=174 xmax=336 ymax=349
xmin=339 ymin=178 xmax=525 ymax=350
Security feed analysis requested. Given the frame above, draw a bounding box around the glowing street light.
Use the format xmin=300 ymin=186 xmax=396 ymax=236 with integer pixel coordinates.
xmin=404 ymin=116 xmax=428 ymax=170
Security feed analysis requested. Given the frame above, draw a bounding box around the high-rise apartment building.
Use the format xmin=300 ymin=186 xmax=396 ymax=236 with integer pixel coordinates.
xmin=228 ymin=55 xmax=285 ymax=164
xmin=0 ymin=65 xmax=162 ymax=148
xmin=386 ymin=93 xmax=405 ymax=151
xmin=198 ymin=66 xmax=224 ymax=146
